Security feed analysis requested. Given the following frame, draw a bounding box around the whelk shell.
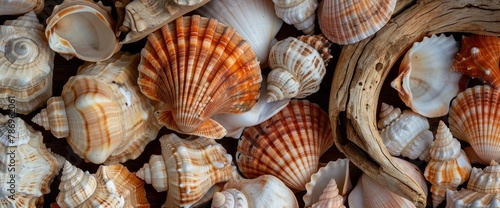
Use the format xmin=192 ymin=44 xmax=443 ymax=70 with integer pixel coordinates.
xmin=272 ymin=0 xmax=317 ymax=34
xmin=0 ymin=0 xmax=44 ymax=15
xmin=138 ymin=15 xmax=262 ymax=139
xmin=310 ymin=179 xmax=345 ymax=208
xmin=0 ymin=11 xmax=55 ymax=115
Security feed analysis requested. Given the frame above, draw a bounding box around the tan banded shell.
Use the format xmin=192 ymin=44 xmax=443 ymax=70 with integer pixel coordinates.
xmin=0 ymin=0 xmax=44 ymax=15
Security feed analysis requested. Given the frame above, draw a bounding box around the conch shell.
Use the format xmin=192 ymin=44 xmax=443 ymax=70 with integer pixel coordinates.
xmin=310 ymin=179 xmax=345 ymax=208
xmin=32 ymin=52 xmax=161 ymax=164
xmin=138 ymin=15 xmax=262 ymax=139
xmin=0 ymin=0 xmax=44 ymax=15
xmin=136 ymin=133 xmax=237 ymax=208
xmin=391 ymin=34 xmax=468 ymax=117
xmin=0 ymin=114 xmax=64 ymax=207
xmin=236 ymin=99 xmax=334 ymax=191
xmin=45 ymin=0 xmax=121 ymax=62
xmin=377 ymin=103 xmax=434 ymax=161
xmin=0 ymin=11 xmax=55 ymax=115
xmin=304 ymin=158 xmax=351 ymax=207
xmin=424 ymin=121 xmax=472 ymax=207
xmin=451 ymin=34 xmax=500 ymax=87
xmin=272 ymin=0 xmax=317 ymax=34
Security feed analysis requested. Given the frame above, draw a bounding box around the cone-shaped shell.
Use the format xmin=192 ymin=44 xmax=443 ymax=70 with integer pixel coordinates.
xmin=197 ymin=0 xmax=283 ymax=66
xmin=0 ymin=11 xmax=55 ymax=115
xmin=310 ymin=179 xmax=345 ymax=208
xmin=0 ymin=0 xmax=44 ymax=15
xmin=424 ymin=121 xmax=472 ymax=207
xmin=267 ymin=36 xmax=328 ymax=102
xmin=135 ymin=134 xmax=236 ymax=208
xmin=138 ymin=15 xmax=262 ymax=139
xmin=236 ymin=100 xmax=334 ymax=191
xmin=304 ymin=158 xmax=351 ymax=207
xmin=318 ymin=0 xmax=396 ymax=45
xmin=0 ymin=114 xmax=64 ymax=207
xmin=378 ymin=103 xmax=434 ymax=161
xmin=451 ymin=35 xmax=500 ymax=87
xmin=449 ymin=85 xmax=500 ymax=165
xmin=45 ymin=0 xmax=120 ymax=62
xmin=272 ymin=0 xmax=317 ymax=34
xmin=391 ymin=34 xmax=468 ymax=118
xmin=32 ymin=52 xmax=161 ymax=164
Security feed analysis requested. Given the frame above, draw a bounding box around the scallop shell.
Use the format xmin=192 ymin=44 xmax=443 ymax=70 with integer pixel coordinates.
xmin=267 ymin=35 xmax=330 ymax=102
xmin=451 ymin=35 xmax=500 ymax=87
xmin=138 ymin=15 xmax=262 ymax=139
xmin=236 ymin=99 xmax=334 ymax=191
xmin=213 ymin=175 xmax=299 ymax=208
xmin=0 ymin=11 xmax=55 ymax=115
xmin=0 ymin=114 xmax=64 ymax=208
xmin=424 ymin=121 xmax=472 ymax=207
xmin=318 ymin=0 xmax=396 ymax=45
xmin=0 ymin=0 xmax=44 ymax=15
xmin=310 ymin=179 xmax=345 ymax=208
xmin=391 ymin=34 xmax=468 ymax=118
xmin=377 ymin=103 xmax=434 ymax=161
xmin=196 ymin=0 xmax=283 ymax=66
xmin=119 ymin=0 xmax=210 ymax=44
xmin=32 ymin=52 xmax=161 ymax=164
xmin=449 ymin=85 xmax=500 ymax=165
xmin=349 ymin=157 xmax=428 ymax=208
xmin=45 ymin=0 xmax=121 ymax=62
xmin=446 ymin=161 xmax=500 ymax=207
xmin=211 ymin=75 xmax=290 ymax=139
xmin=135 ymin=133 xmax=237 ymax=208
xmin=272 ymin=0 xmax=317 ymax=34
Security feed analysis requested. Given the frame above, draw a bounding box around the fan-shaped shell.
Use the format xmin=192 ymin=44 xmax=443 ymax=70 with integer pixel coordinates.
xmin=236 ymin=99 xmax=334 ymax=191
xmin=449 ymin=85 xmax=500 ymax=165
xmin=318 ymin=0 xmax=396 ymax=45
xmin=0 ymin=11 xmax=55 ymax=115
xmin=451 ymin=34 xmax=500 ymax=87
xmin=304 ymin=158 xmax=351 ymax=207
xmin=32 ymin=52 xmax=161 ymax=164
xmin=0 ymin=0 xmax=44 ymax=15
xmin=391 ymin=34 xmax=468 ymax=117
xmin=45 ymin=0 xmax=120 ymax=62
xmin=272 ymin=0 xmax=317 ymax=34
xmin=138 ymin=15 xmax=262 ymax=139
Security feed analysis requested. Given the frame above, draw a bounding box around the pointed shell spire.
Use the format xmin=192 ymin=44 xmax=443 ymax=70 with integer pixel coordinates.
xmin=31 ymin=97 xmax=69 ymax=138
xmin=304 ymin=158 xmax=351 ymax=207
xmin=310 ymin=179 xmax=345 ymax=208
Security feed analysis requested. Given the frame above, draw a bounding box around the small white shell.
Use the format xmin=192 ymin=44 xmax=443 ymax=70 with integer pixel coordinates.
xmin=304 ymin=158 xmax=351 ymax=207
xmin=272 ymin=0 xmax=317 ymax=34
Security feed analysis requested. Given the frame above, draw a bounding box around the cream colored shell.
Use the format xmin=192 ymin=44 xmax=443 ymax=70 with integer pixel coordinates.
xmin=310 ymin=179 xmax=345 ymax=208
xmin=0 ymin=0 xmax=44 ymax=15
xmin=304 ymin=158 xmax=351 ymax=207
xmin=272 ymin=0 xmax=317 ymax=34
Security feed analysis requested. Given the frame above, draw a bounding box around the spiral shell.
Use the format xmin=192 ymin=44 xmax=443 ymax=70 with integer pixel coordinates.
xmin=304 ymin=158 xmax=351 ymax=207
xmin=0 ymin=0 xmax=44 ymax=15
xmin=272 ymin=0 xmax=317 ymax=34
xmin=310 ymin=179 xmax=345 ymax=208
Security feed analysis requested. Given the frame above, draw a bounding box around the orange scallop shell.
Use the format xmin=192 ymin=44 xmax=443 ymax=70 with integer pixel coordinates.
xmin=138 ymin=15 xmax=262 ymax=139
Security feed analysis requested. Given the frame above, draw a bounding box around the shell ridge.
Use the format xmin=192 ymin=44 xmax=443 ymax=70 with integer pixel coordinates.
xmin=149 ymin=31 xmax=174 ymax=103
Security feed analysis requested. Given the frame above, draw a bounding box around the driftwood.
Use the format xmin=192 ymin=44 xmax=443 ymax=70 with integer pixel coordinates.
xmin=329 ymin=0 xmax=500 ymax=207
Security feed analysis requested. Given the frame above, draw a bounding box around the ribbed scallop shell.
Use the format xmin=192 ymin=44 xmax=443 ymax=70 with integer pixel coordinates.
xmin=135 ymin=134 xmax=237 ymax=208
xmin=45 ymin=0 xmax=120 ymax=62
xmin=273 ymin=0 xmax=317 ymax=34
xmin=451 ymin=35 xmax=500 ymax=87
xmin=449 ymin=85 xmax=500 ymax=165
xmin=32 ymin=52 xmax=161 ymax=164
xmin=377 ymin=103 xmax=434 ymax=161
xmin=138 ymin=15 xmax=262 ymax=139
xmin=236 ymin=99 xmax=334 ymax=191
xmin=424 ymin=121 xmax=471 ymax=207
xmin=0 ymin=0 xmax=44 ymax=15
xmin=391 ymin=34 xmax=468 ymax=118
xmin=318 ymin=0 xmax=396 ymax=45
xmin=304 ymin=158 xmax=351 ymax=207
xmin=311 ymin=179 xmax=345 ymax=208
xmin=267 ymin=36 xmax=328 ymax=102
xmin=197 ymin=0 xmax=283 ymax=66
xmin=0 ymin=11 xmax=55 ymax=115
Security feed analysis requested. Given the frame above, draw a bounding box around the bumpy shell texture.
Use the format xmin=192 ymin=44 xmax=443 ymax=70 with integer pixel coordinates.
xmin=138 ymin=15 xmax=262 ymax=139
xmin=272 ymin=0 xmax=317 ymax=34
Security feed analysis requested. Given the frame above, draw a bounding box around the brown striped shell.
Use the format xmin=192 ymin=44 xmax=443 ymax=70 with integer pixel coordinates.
xmin=138 ymin=15 xmax=262 ymax=139
xmin=236 ymin=99 xmax=334 ymax=191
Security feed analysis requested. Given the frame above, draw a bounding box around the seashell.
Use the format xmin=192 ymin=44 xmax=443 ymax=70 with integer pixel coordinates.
xmin=101 ymin=164 xmax=150 ymax=208
xmin=446 ymin=160 xmax=500 ymax=207
xmin=272 ymin=0 xmax=317 ymax=34
xmin=213 ymin=175 xmax=299 ymax=208
xmin=236 ymin=99 xmax=334 ymax=191
xmin=211 ymin=75 xmax=290 ymax=139
xmin=391 ymin=34 xmax=468 ymax=118
xmin=119 ymin=0 xmax=210 ymax=44
xmin=196 ymin=0 xmax=283 ymax=66
xmin=297 ymin=34 xmax=333 ymax=65
xmin=451 ymin=34 xmax=500 ymax=87
xmin=318 ymin=0 xmax=396 ymax=45
xmin=0 ymin=0 xmax=44 ymax=15
xmin=32 ymin=52 xmax=161 ymax=164
xmin=0 ymin=114 xmax=64 ymax=208
xmin=463 ymin=146 xmax=484 ymax=165
xmin=135 ymin=133 xmax=237 ymax=208
xmin=377 ymin=103 xmax=434 ymax=161
xmin=424 ymin=120 xmax=472 ymax=207
xmin=45 ymin=0 xmax=121 ymax=62
xmin=267 ymin=35 xmax=330 ymax=102
xmin=449 ymin=85 xmax=500 ymax=165
xmin=349 ymin=157 xmax=428 ymax=208
xmin=310 ymin=179 xmax=345 ymax=208
xmin=303 ymin=158 xmax=351 ymax=207
xmin=137 ymin=15 xmax=262 ymax=139
xmin=0 ymin=11 xmax=55 ymax=115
